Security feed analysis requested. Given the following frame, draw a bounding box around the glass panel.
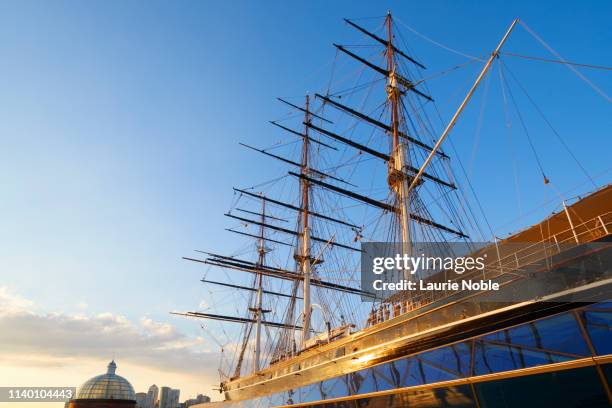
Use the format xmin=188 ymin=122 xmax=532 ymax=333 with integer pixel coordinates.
xmin=347 ymin=368 xmax=378 ymax=395
xmin=476 ymin=366 xmax=609 ymax=408
xmin=418 ymin=342 xmax=472 ymax=377
xmin=346 ymin=371 xmax=367 ymax=395
xmin=417 ymin=358 xmax=460 ymax=384
xmin=260 ymin=305 xmax=611 ymax=406
xmin=305 ymin=384 xmax=477 ymax=408
xmin=473 ymin=340 xmax=573 ymax=375
xmin=269 ymin=390 xmax=289 ymax=406
xmin=583 ymin=310 xmax=612 ymax=355
xmin=480 ymin=312 xmax=590 ymax=357
xmin=298 ymin=381 xmax=323 ymax=404
xmin=397 ymin=357 xmax=428 ymax=388
xmin=322 ymin=375 xmax=349 ymax=400
xmin=370 ymin=360 xmax=401 ymax=391
xmin=395 ymin=357 xmax=424 ymax=388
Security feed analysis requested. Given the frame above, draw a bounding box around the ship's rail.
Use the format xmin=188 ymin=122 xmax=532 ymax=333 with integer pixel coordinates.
xmin=378 ymin=210 xmax=612 ymax=323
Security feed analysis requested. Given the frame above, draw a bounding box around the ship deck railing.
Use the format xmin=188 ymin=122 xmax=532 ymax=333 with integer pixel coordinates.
xmin=381 ymin=210 xmax=612 ymax=320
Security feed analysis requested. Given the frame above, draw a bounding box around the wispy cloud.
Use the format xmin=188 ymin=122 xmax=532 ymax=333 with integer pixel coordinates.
xmin=0 ymin=286 xmax=218 ymax=376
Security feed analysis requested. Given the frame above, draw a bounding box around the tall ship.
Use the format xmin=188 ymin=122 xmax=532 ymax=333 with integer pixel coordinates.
xmin=174 ymin=13 xmax=612 ymax=408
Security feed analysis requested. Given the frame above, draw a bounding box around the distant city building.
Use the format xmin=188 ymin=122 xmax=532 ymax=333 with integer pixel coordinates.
xmin=146 ymin=385 xmax=159 ymax=408
xmin=158 ymin=387 xmax=181 ymax=408
xmin=158 ymin=387 xmax=169 ymax=408
xmin=69 ymin=360 xmax=136 ymax=408
xmin=184 ymin=394 xmax=210 ymax=407
xmin=134 ymin=392 xmax=147 ymax=408
xmin=169 ymin=389 xmax=180 ymax=408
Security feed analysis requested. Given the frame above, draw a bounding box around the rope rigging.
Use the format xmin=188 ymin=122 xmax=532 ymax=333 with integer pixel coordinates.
xmin=180 ymin=13 xmax=610 ymax=385
xmin=502 ymin=52 xmax=612 ymax=71
xmin=499 ymin=60 xmax=550 ymax=185
xmin=498 ymin=61 xmax=524 ymax=217
xmin=498 ymin=59 xmax=598 ymax=189
xmin=518 ymin=20 xmax=611 ymax=103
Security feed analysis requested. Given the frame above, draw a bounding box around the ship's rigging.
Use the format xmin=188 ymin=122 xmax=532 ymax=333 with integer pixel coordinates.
xmin=172 ymin=12 xmax=609 ymax=384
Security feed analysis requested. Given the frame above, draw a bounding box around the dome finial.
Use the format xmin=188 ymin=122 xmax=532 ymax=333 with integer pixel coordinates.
xmin=107 ymin=360 xmax=117 ymax=375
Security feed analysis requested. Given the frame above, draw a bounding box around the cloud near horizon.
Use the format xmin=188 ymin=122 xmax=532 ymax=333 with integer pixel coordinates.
xmin=0 ymin=286 xmax=219 ymax=377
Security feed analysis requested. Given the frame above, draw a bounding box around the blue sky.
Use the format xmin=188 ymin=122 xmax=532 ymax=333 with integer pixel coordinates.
xmin=0 ymin=0 xmax=610 ymax=399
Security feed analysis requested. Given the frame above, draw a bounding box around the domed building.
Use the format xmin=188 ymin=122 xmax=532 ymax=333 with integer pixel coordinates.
xmin=69 ymin=361 xmax=136 ymax=408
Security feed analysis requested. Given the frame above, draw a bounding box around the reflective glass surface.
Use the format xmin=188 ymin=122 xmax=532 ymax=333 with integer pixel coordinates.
xmin=475 ymin=365 xmax=609 ymax=408
xmin=221 ymin=303 xmax=612 ymax=407
xmin=583 ymin=304 xmax=612 ymax=356
xmin=76 ymin=373 xmax=136 ymax=400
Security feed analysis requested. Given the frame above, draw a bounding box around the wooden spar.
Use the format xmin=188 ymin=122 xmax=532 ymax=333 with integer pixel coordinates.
xmin=277 ymin=98 xmax=333 ymax=124
xmin=224 ymin=213 xmax=362 ymax=252
xmin=240 ymin=142 xmax=304 ymax=167
xmin=343 ymin=18 xmax=426 ymax=69
xmin=185 ymin=256 xmax=295 ymax=275
xmin=170 ymin=311 xmax=303 ymax=330
xmin=290 ymin=171 xmax=395 ymax=212
xmin=332 ymin=45 xmax=433 ymax=101
xmin=314 ymin=94 xmax=446 ymax=158
xmin=335 ymin=43 xmax=388 ymax=74
xmin=301 ymin=94 xmax=312 ymax=345
xmin=225 ymin=229 xmax=294 ymax=247
xmin=186 ymin=256 xmax=377 ymax=298
xmin=233 ymin=188 xmax=360 ymax=229
xmin=305 ymin=122 xmax=456 ymax=189
xmin=289 ymin=171 xmax=468 ymax=238
xmin=193 ymin=252 xmax=261 ymax=267
xmin=235 ymin=207 xmax=288 ymax=222
xmin=239 ymin=143 xmax=355 ymax=186
xmin=406 ymin=19 xmax=520 ymax=195
xmin=194 ymin=252 xmax=298 ymax=275
xmin=200 ymin=278 xmax=301 ymax=299
xmin=209 ymin=262 xmax=376 ymax=299
xmin=269 ymin=121 xmax=337 ymax=150
xmin=253 ymin=197 xmax=266 ymax=372
xmin=305 ymin=122 xmax=388 ymax=160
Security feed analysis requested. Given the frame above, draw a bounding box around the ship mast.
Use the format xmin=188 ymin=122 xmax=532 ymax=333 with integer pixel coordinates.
xmin=252 ymin=196 xmax=267 ymax=372
xmin=385 ymin=12 xmax=412 ymax=273
xmin=300 ymin=95 xmax=312 ymax=345
xmin=173 ymin=14 xmax=533 ymax=385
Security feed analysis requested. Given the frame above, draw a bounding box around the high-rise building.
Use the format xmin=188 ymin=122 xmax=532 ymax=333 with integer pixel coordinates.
xmin=158 ymin=387 xmax=169 ymax=408
xmin=134 ymin=392 xmax=147 ymax=408
xmin=158 ymin=387 xmax=180 ymax=408
xmin=158 ymin=387 xmax=172 ymax=408
xmin=145 ymin=385 xmax=158 ymax=408
xmin=184 ymin=394 xmax=210 ymax=407
xmin=169 ymin=389 xmax=180 ymax=408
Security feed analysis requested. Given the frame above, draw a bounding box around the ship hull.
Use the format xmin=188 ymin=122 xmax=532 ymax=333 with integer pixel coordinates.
xmin=197 ymin=295 xmax=612 ymax=407
xmin=198 ymin=295 xmax=612 ymax=407
xmin=208 ymin=244 xmax=612 ymax=407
